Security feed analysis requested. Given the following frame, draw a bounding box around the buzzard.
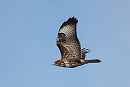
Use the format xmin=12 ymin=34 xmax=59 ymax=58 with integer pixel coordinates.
xmin=53 ymin=17 xmax=101 ymax=68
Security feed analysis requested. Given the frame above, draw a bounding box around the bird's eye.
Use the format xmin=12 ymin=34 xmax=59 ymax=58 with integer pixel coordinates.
xmin=54 ymin=62 xmax=58 ymax=65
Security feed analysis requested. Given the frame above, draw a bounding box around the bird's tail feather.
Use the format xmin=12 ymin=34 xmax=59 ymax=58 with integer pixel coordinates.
xmin=85 ymin=59 xmax=101 ymax=63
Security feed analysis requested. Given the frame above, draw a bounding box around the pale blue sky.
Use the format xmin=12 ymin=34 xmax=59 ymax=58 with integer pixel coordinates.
xmin=0 ymin=0 xmax=130 ymax=87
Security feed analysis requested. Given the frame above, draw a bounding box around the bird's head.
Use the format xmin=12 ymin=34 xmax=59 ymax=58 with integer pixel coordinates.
xmin=52 ymin=60 xmax=61 ymax=66
xmin=52 ymin=60 xmax=65 ymax=67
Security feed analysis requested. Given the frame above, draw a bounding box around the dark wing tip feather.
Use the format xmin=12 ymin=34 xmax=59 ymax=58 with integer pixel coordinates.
xmin=60 ymin=17 xmax=78 ymax=29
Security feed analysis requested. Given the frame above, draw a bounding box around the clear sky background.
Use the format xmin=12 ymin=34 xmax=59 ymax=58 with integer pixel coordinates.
xmin=0 ymin=0 xmax=130 ymax=87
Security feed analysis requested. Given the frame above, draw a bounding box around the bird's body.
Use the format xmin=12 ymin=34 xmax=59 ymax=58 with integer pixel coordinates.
xmin=53 ymin=17 xmax=101 ymax=68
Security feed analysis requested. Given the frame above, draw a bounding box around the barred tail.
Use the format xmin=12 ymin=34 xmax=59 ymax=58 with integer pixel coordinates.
xmin=85 ymin=59 xmax=101 ymax=63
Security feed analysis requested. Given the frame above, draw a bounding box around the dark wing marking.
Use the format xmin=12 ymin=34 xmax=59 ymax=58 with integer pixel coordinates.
xmin=60 ymin=17 xmax=78 ymax=29
xmin=56 ymin=17 xmax=81 ymax=59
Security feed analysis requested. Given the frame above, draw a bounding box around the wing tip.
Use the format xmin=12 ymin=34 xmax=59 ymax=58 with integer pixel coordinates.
xmin=60 ymin=17 xmax=78 ymax=29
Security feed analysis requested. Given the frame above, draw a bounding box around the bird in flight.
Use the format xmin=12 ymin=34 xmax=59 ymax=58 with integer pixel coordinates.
xmin=53 ymin=17 xmax=101 ymax=68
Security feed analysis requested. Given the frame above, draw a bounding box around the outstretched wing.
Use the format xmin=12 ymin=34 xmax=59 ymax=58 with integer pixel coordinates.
xmin=56 ymin=17 xmax=81 ymax=59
